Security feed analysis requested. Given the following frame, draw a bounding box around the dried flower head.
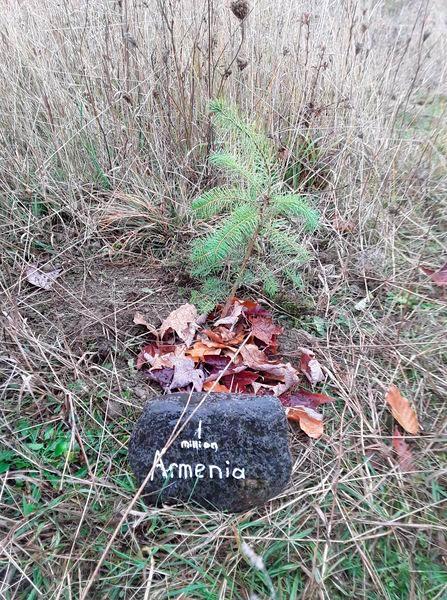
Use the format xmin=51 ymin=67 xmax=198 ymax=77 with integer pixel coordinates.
xmin=236 ymin=57 xmax=248 ymax=71
xmin=230 ymin=0 xmax=249 ymax=21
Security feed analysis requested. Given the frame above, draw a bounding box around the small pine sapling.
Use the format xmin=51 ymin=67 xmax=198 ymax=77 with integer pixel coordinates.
xmin=190 ymin=99 xmax=319 ymax=314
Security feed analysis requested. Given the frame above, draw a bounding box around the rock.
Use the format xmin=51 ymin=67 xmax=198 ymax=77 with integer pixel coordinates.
xmin=128 ymin=392 xmax=292 ymax=512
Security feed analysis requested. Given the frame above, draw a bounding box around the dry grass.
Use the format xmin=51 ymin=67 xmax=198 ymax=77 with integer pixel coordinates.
xmin=1 ymin=0 xmax=446 ymax=598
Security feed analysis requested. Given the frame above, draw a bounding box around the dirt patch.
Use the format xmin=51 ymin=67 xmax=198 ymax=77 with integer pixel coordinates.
xmin=13 ymin=259 xmax=184 ymax=356
xmin=278 ymin=328 xmax=318 ymax=361
xmin=12 ymin=259 xmax=317 ymax=363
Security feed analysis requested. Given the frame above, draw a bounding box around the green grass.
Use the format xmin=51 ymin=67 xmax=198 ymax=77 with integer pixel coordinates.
xmin=1 ymin=368 xmax=445 ymax=598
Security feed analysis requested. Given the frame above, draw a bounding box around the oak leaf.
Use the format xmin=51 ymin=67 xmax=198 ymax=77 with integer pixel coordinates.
xmin=385 ymin=385 xmax=420 ymax=434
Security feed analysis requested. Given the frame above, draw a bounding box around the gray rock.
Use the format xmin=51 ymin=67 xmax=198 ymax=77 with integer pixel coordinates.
xmin=128 ymin=392 xmax=292 ymax=512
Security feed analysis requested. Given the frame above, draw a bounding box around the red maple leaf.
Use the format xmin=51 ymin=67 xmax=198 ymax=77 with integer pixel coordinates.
xmin=221 ymin=370 xmax=259 ymax=392
xmin=280 ymin=389 xmax=335 ymax=410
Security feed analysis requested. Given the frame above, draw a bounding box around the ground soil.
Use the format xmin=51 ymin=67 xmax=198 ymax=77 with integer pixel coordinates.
xmin=14 ymin=259 xmax=181 ymax=352
xmin=10 ymin=255 xmax=312 ymax=368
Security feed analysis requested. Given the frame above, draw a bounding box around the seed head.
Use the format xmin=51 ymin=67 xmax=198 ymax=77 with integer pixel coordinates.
xmin=236 ymin=57 xmax=248 ymax=71
xmin=230 ymin=0 xmax=249 ymax=21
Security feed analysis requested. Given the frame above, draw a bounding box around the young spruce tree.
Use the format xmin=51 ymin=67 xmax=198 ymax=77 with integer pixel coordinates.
xmin=190 ymin=99 xmax=319 ymax=314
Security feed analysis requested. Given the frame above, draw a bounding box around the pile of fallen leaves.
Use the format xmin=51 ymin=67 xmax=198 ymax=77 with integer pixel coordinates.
xmin=134 ymin=299 xmax=334 ymax=438
xmin=134 ymin=298 xmax=423 ymax=456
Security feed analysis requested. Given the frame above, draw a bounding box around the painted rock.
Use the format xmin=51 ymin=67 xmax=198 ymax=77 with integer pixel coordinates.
xmin=128 ymin=392 xmax=292 ymax=512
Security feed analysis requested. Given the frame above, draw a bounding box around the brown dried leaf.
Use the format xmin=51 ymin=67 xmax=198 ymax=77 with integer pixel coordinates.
xmin=299 ymin=348 xmax=325 ymax=385
xmin=138 ymin=344 xmax=188 ymax=370
xmin=136 ymin=343 xmax=179 ymax=370
xmin=149 ymin=352 xmax=179 ymax=369
xmin=252 ymin=382 xmax=276 ymax=394
xmin=169 ymin=356 xmax=204 ymax=392
xmin=240 ymin=344 xmax=299 ymax=394
xmin=159 ymin=303 xmax=200 ymax=347
xmin=280 ymin=389 xmax=335 ymax=410
xmin=202 ymin=326 xmax=246 ymax=347
xmin=332 ymin=216 xmax=356 ymax=233
xmin=26 ymin=265 xmax=61 ymax=290
xmin=240 ymin=344 xmax=273 ymax=368
xmin=392 ymin=427 xmax=415 ymax=473
xmin=203 ymin=381 xmax=230 ymax=392
xmin=214 ymin=302 xmax=245 ymax=327
xmin=133 ymin=311 xmax=158 ymax=336
xmin=136 ymin=343 xmax=159 ymax=370
xmin=186 ymin=341 xmax=221 ymax=361
xmin=286 ymin=406 xmax=324 ymax=438
xmin=249 ymin=315 xmax=283 ymax=349
xmin=271 ymin=364 xmax=300 ymax=396
xmin=385 ymin=384 xmax=420 ymax=434
xmin=420 ymin=262 xmax=447 ymax=286
xmin=220 ymin=348 xmax=244 ymax=365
